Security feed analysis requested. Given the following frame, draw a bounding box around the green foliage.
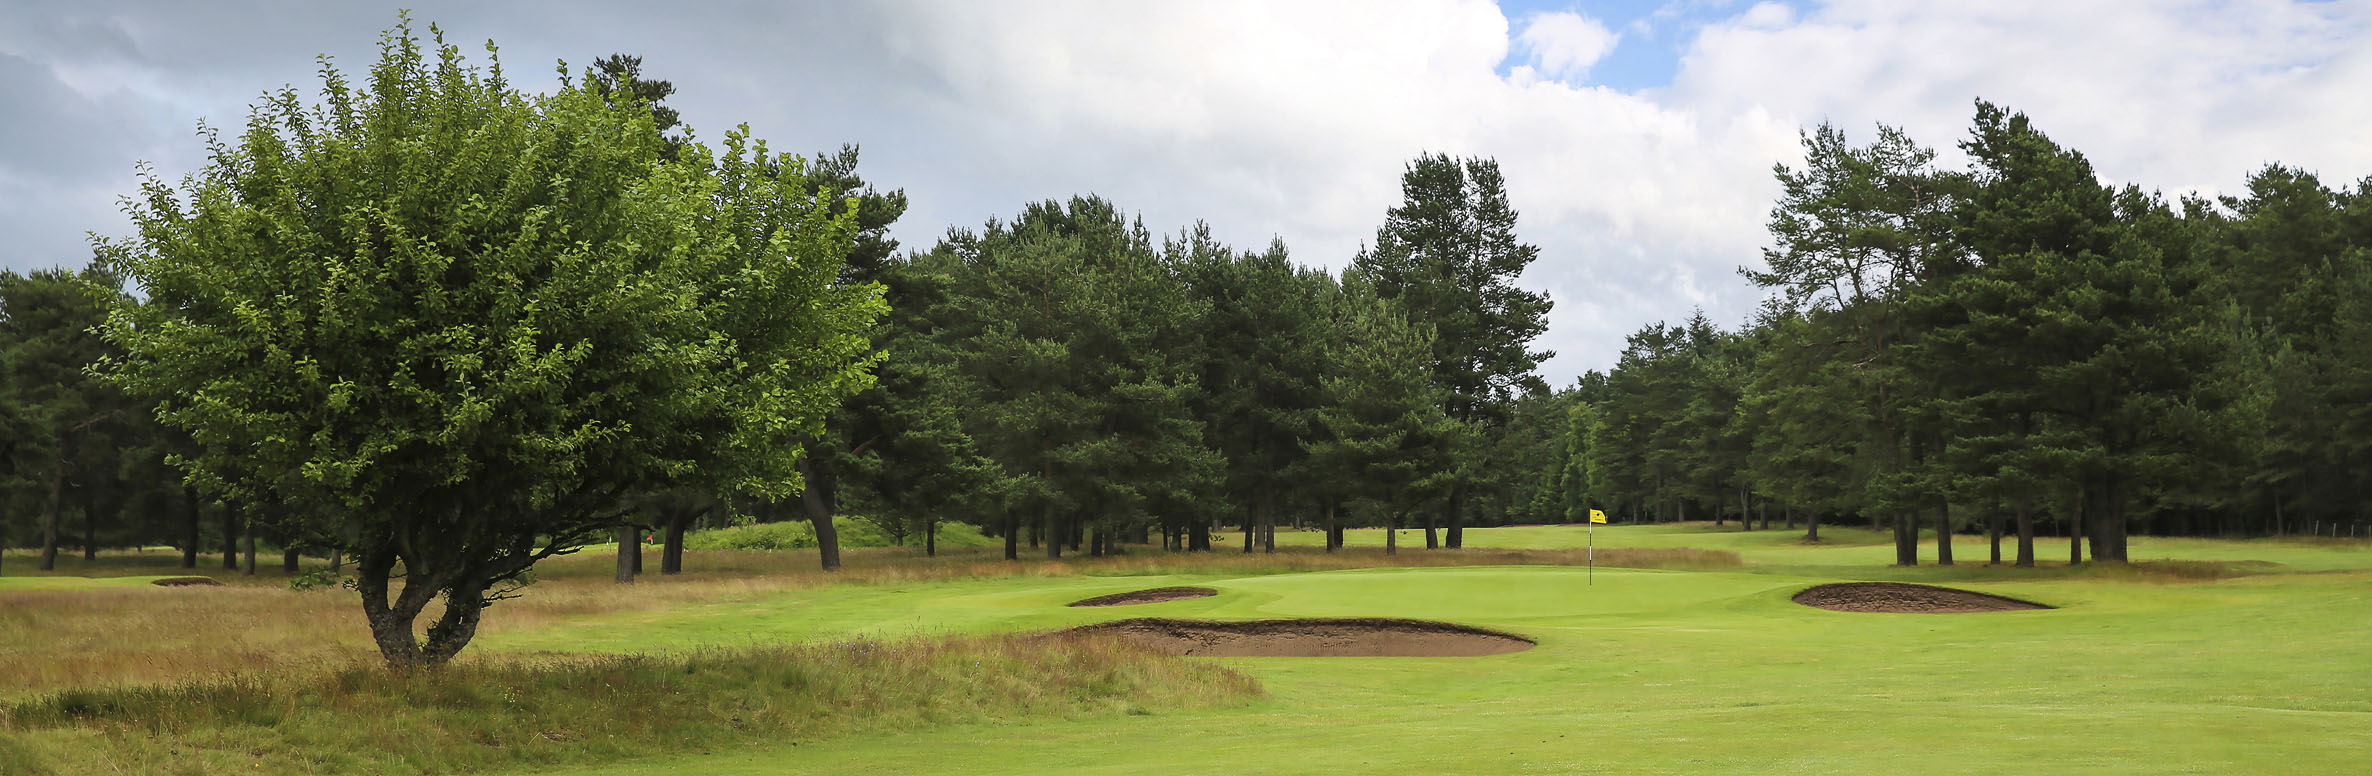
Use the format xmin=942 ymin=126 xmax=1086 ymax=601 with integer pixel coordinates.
xmin=0 ymin=263 xmax=147 ymax=570
xmin=927 ymin=197 xmax=1223 ymax=557
xmin=94 ymin=17 xmax=883 ymax=663
xmin=1573 ymin=100 xmax=2367 ymax=561
xmin=1303 ymin=277 xmax=1459 ymax=534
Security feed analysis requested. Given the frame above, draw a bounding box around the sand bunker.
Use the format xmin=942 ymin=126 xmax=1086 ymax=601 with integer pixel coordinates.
xmin=1794 ymin=582 xmax=2050 ymax=613
xmin=1068 ymin=586 xmax=1219 ymax=607
xmin=1067 ymin=617 xmax=1535 ymax=657
xmin=151 ymin=577 xmax=223 ymax=587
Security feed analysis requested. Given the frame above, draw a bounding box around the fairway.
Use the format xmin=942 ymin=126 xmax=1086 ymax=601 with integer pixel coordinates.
xmin=494 ymin=525 xmax=2372 ymax=775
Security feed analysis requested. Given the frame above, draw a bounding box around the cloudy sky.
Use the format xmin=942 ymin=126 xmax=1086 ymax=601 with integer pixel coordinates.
xmin=5 ymin=1 xmax=2368 ymax=381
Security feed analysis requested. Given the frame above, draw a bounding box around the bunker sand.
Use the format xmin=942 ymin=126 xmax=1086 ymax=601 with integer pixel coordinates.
xmin=1067 ymin=617 xmax=1535 ymax=657
xmin=1067 ymin=586 xmax=1219 ymax=607
xmin=1794 ymin=582 xmax=2051 ymax=613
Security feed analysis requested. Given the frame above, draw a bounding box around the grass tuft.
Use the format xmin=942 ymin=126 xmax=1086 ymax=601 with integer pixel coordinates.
xmin=0 ymin=632 xmax=1257 ymax=776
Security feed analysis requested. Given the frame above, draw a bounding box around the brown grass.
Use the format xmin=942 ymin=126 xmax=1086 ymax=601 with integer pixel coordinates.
xmin=0 ymin=543 xmax=1732 ymax=699
xmin=0 ymin=631 xmax=1257 ymax=776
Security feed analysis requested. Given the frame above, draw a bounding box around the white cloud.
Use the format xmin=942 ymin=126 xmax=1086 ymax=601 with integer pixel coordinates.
xmin=1515 ymin=11 xmax=1620 ymax=82
xmin=4 ymin=0 xmax=2371 ymax=382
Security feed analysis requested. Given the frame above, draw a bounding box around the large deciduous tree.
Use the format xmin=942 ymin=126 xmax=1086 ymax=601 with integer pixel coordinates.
xmin=98 ymin=20 xmax=883 ymax=666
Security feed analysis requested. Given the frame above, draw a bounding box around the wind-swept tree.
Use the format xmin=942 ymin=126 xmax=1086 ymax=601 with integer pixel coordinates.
xmin=99 ymin=19 xmax=883 ymax=666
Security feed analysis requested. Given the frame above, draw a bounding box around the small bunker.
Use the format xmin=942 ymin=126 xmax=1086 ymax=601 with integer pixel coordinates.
xmin=1067 ymin=586 xmax=1219 ymax=607
xmin=1066 ymin=617 xmax=1535 ymax=657
xmin=151 ymin=577 xmax=224 ymax=587
xmin=1794 ymin=582 xmax=2051 ymax=613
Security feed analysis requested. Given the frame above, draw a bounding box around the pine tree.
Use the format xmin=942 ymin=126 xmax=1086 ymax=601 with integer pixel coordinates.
xmin=1352 ymin=153 xmax=1552 ymax=548
xmin=1305 ymin=275 xmax=1458 ymax=554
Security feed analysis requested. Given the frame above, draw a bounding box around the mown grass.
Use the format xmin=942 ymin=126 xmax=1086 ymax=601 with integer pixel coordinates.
xmin=9 ymin=523 xmax=2365 ymax=775
xmin=0 ymin=632 xmax=1257 ymax=776
xmin=513 ymin=546 xmax=2372 ymax=776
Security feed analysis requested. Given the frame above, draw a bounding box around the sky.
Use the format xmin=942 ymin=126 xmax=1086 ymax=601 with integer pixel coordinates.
xmin=4 ymin=0 xmax=2369 ymax=382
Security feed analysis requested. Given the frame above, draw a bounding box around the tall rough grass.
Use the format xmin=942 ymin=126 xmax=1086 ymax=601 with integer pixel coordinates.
xmin=0 ymin=543 xmax=1730 ymax=699
xmin=0 ymin=632 xmax=1257 ymax=776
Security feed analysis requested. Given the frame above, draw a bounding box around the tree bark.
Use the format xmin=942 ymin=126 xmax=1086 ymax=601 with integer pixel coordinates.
xmin=1445 ymin=487 xmax=1463 ymax=549
xmin=1045 ymin=511 xmax=1064 ymax=560
xmin=615 ymin=524 xmax=637 ymax=583
xmin=2068 ymin=486 xmax=2085 ymax=565
xmin=925 ymin=520 xmax=938 ymax=558
xmin=2095 ymin=473 xmax=2128 ymax=562
xmin=181 ymin=488 xmax=201 ymax=569
xmin=356 ymin=540 xmax=496 ymax=668
xmin=1323 ymin=501 xmax=1339 ymax=553
xmin=1935 ymin=501 xmax=1953 ymax=566
xmin=1003 ymin=515 xmax=1019 ymax=560
xmin=1986 ymin=510 xmax=2002 ymax=566
xmin=2014 ymin=498 xmax=2035 ymax=568
xmin=661 ymin=509 xmax=691 ymax=574
xmin=1423 ymin=514 xmax=1438 ymax=549
xmin=222 ymin=501 xmax=240 ymax=570
xmin=1893 ymin=512 xmax=1918 ymax=566
xmin=800 ymin=458 xmax=842 ymax=571
xmin=1737 ymin=484 xmax=1751 ymax=531
xmin=1260 ymin=495 xmax=1276 ymax=554
xmin=1385 ymin=514 xmax=1398 ymax=555
xmin=39 ymin=452 xmax=64 ymax=571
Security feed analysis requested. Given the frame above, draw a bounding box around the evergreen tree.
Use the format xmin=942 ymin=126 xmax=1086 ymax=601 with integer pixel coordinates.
xmin=0 ymin=263 xmax=131 ymax=571
xmin=935 ymin=197 xmax=1220 ymax=560
xmin=1305 ymin=274 xmax=1458 ymax=554
xmin=1352 ymin=153 xmax=1552 ymax=548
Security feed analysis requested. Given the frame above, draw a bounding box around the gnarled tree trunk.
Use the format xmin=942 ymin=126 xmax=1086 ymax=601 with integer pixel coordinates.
xmin=356 ymin=541 xmax=496 ymax=668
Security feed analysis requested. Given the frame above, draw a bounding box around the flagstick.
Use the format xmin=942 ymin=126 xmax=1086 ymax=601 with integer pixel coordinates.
xmin=1588 ymin=521 xmax=1594 ymax=585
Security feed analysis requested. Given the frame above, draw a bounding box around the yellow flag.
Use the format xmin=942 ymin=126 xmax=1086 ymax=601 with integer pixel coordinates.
xmin=1589 ymin=509 xmax=1607 ymax=525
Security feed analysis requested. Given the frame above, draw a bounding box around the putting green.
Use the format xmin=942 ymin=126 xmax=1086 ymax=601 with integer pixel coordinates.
xmin=485 ymin=525 xmax=2372 ymax=774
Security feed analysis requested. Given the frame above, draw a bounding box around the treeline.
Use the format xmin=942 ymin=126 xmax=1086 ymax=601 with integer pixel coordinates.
xmin=1498 ymin=101 xmax=2372 ymax=566
xmin=0 ymin=45 xmax=1558 ymax=576
xmin=0 ymin=153 xmax=1554 ymax=573
xmin=8 ymin=72 xmax=2365 ymax=584
xmin=771 ymin=149 xmax=1554 ymax=566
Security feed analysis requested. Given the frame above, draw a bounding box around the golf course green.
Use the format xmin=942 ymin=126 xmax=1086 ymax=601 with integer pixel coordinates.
xmin=493 ymin=524 xmax=2372 ymax=774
